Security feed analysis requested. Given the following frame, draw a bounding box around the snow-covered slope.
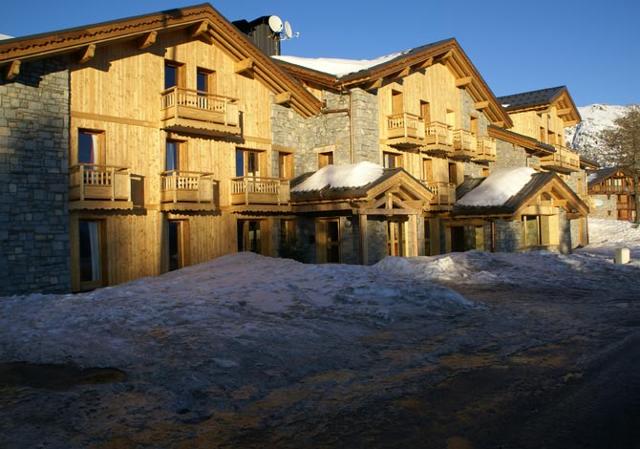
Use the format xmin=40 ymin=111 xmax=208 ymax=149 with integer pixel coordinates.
xmin=565 ymin=104 xmax=635 ymax=166
xmin=0 ymin=33 xmax=13 ymax=40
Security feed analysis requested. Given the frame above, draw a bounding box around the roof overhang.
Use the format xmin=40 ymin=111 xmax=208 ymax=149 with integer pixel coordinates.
xmin=502 ymin=87 xmax=581 ymax=126
xmin=0 ymin=4 xmax=322 ymax=118
xmin=487 ymin=124 xmax=556 ymax=156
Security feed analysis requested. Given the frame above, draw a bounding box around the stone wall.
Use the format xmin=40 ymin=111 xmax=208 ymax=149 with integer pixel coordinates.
xmin=0 ymin=58 xmax=70 ymax=295
xmin=494 ymin=139 xmax=528 ymax=169
xmin=366 ymin=218 xmax=388 ymax=265
xmin=589 ymin=194 xmax=617 ymax=219
xmin=494 ymin=219 xmax=522 ymax=252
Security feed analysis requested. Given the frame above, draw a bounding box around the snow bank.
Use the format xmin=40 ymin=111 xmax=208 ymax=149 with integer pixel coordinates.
xmin=274 ymin=51 xmax=408 ymax=77
xmin=292 ymin=161 xmax=384 ymax=192
xmin=457 ymin=167 xmax=536 ymax=207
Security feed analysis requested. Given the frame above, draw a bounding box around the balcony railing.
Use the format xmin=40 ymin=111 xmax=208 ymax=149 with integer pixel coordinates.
xmin=589 ymin=183 xmax=634 ymax=194
xmin=540 ymin=145 xmax=580 ymax=172
xmin=424 ymin=121 xmax=453 ymax=149
xmin=160 ymin=170 xmax=218 ymax=210
xmin=452 ymin=129 xmax=477 ymax=158
xmin=423 ymin=181 xmax=456 ymax=206
xmin=230 ymin=176 xmax=290 ymax=206
xmin=69 ymin=164 xmax=132 ymax=208
xmin=160 ymin=87 xmax=240 ymax=136
xmin=385 ymin=112 xmax=425 ymax=147
xmin=475 ymin=136 xmax=496 ymax=161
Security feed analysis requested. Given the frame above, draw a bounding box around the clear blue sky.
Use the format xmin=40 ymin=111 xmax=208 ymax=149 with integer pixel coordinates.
xmin=1 ymin=0 xmax=638 ymax=106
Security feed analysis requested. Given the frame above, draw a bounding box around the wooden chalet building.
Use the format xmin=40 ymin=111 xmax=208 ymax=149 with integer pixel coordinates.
xmin=0 ymin=4 xmax=590 ymax=294
xmin=588 ymin=167 xmax=637 ymax=221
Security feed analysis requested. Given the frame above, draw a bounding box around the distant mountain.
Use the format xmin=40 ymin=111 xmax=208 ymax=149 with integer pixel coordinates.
xmin=565 ymin=104 xmax=635 ymax=167
xmin=0 ymin=34 xmax=13 ymax=40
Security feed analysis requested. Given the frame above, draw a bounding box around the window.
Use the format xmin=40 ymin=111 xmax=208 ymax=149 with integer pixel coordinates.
xmin=318 ymin=151 xmax=333 ymax=169
xmin=238 ymin=220 xmax=262 ymax=254
xmin=391 ymin=90 xmax=403 ymax=114
xmin=164 ymin=61 xmax=183 ymax=90
xmin=522 ymin=215 xmax=541 ymax=247
xmin=236 ymin=149 xmax=261 ymax=177
xmin=79 ymin=220 xmax=104 ymax=289
xmin=448 ymin=162 xmax=458 ymax=185
xmin=470 ymin=116 xmax=478 ymax=135
xmin=166 ymin=140 xmax=180 ymax=171
xmin=387 ymin=220 xmax=406 ymax=256
xmin=420 ymin=101 xmax=431 ymax=124
xmin=383 ymin=152 xmax=401 ymax=169
xmin=78 ymin=130 xmax=103 ymax=165
xmin=446 ymin=110 xmax=456 ymax=130
xmin=481 ymin=167 xmax=490 ymax=177
xmin=168 ymin=220 xmax=189 ymax=271
xmin=196 ymin=68 xmax=214 ymax=94
xmin=422 ymin=158 xmax=433 ymax=182
xmin=278 ymin=152 xmax=294 ymax=179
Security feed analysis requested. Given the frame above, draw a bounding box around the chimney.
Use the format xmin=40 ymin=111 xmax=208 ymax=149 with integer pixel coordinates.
xmin=233 ymin=16 xmax=281 ymax=56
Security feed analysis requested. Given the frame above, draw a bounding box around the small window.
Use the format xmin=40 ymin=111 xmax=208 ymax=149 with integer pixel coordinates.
xmin=318 ymin=151 xmax=334 ymax=169
xmin=383 ymin=152 xmax=400 ymax=169
xmin=164 ymin=61 xmax=181 ymax=90
xmin=470 ymin=116 xmax=478 ymax=135
xmin=165 ymin=140 xmax=180 ymax=171
xmin=197 ymin=68 xmax=215 ymax=95
xmin=391 ymin=90 xmax=403 ymax=115
xmin=236 ymin=149 xmax=261 ymax=177
xmin=78 ymin=130 xmax=103 ymax=165
xmin=481 ymin=167 xmax=490 ymax=177
xmin=422 ymin=158 xmax=433 ymax=182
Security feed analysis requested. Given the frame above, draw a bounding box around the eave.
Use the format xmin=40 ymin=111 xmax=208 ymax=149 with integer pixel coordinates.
xmin=0 ymin=4 xmax=322 ymax=118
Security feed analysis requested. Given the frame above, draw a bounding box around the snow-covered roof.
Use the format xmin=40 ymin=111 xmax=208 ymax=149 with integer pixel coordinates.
xmin=457 ymin=167 xmax=536 ymax=207
xmin=291 ymin=162 xmax=384 ymax=192
xmin=273 ymin=51 xmax=409 ymax=78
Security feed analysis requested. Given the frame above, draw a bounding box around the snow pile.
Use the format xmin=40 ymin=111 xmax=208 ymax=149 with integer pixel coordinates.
xmin=457 ymin=167 xmax=536 ymax=207
xmin=588 ymin=218 xmax=640 ymax=247
xmin=565 ymin=104 xmax=635 ymax=166
xmin=292 ymin=161 xmax=384 ymax=192
xmin=274 ymin=51 xmax=408 ymax=77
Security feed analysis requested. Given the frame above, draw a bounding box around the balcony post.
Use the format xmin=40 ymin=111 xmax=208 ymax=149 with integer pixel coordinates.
xmin=79 ymin=165 xmax=85 ymax=201
xmin=110 ymin=167 xmax=115 ymax=201
xmin=172 ymin=172 xmax=178 ymax=204
xmin=244 ymin=177 xmax=249 ymax=205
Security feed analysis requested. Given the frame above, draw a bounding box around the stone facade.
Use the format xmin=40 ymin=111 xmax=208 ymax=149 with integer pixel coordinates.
xmin=494 ymin=140 xmax=528 ymax=169
xmin=589 ymin=194 xmax=618 ymax=219
xmin=0 ymin=58 xmax=70 ymax=295
xmin=494 ymin=219 xmax=522 ymax=252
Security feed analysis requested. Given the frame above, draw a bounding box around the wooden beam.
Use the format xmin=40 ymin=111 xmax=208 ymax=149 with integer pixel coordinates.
xmin=556 ymin=107 xmax=573 ymax=116
xmin=235 ymin=57 xmax=254 ymax=76
xmin=474 ymin=100 xmax=490 ymax=110
xmin=361 ymin=208 xmax=419 ymax=216
xmin=191 ymin=21 xmax=211 ymax=43
xmin=368 ymin=77 xmax=384 ymax=90
xmin=274 ymin=91 xmax=292 ymax=105
xmin=5 ymin=60 xmax=20 ymax=80
xmin=398 ymin=66 xmax=411 ymax=78
xmin=437 ymin=50 xmax=454 ymax=64
xmin=78 ymin=44 xmax=96 ymax=64
xmin=138 ymin=31 xmax=157 ymax=49
xmin=455 ymin=76 xmax=472 ymax=88
xmin=417 ymin=57 xmax=434 ymax=69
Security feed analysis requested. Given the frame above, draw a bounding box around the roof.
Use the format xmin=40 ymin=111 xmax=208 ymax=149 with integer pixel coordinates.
xmin=0 ymin=4 xmax=322 ymax=117
xmin=275 ymin=38 xmax=512 ymax=127
xmin=487 ymin=124 xmax=556 ymax=155
xmin=587 ymin=166 xmax=633 ymax=187
xmin=291 ymin=167 xmax=402 ymax=203
xmin=453 ymin=172 xmax=588 ymax=217
xmin=498 ymin=86 xmax=581 ymax=125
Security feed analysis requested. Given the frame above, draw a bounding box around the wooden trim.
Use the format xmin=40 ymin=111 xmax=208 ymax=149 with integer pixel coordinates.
xmin=138 ymin=31 xmax=157 ymax=49
xmin=274 ymin=91 xmax=292 ymax=105
xmin=455 ymin=76 xmax=472 ymax=88
xmin=235 ymin=57 xmax=254 ymax=76
xmin=5 ymin=59 xmax=20 ymax=80
xmin=78 ymin=44 xmax=96 ymax=64
xmin=71 ymin=110 xmax=157 ymax=129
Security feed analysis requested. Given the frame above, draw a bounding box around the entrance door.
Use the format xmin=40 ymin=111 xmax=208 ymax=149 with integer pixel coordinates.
xmin=237 ymin=220 xmax=262 ymax=254
xmin=79 ymin=219 xmax=104 ymax=289
xmin=451 ymin=226 xmax=465 ymax=252
xmin=168 ymin=220 xmax=188 ymax=271
xmin=316 ymin=219 xmax=341 ymax=263
xmin=387 ymin=220 xmax=406 ymax=256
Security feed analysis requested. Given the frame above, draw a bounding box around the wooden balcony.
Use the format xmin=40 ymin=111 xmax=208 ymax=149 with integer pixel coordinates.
xmin=589 ymin=183 xmax=634 ymax=195
xmin=69 ymin=164 xmax=133 ymax=210
xmin=423 ymin=181 xmax=456 ymax=208
xmin=475 ymin=136 xmax=497 ymax=162
xmin=385 ymin=113 xmax=425 ymax=148
xmin=540 ymin=145 xmax=580 ymax=173
xmin=452 ymin=129 xmax=477 ymax=159
xmin=160 ymin=87 xmax=241 ymax=137
xmin=424 ymin=121 xmax=453 ymax=155
xmin=230 ymin=177 xmax=290 ymax=209
xmin=160 ymin=171 xmax=219 ymax=212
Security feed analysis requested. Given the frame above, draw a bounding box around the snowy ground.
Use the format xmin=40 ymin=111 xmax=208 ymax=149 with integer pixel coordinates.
xmin=1 ymin=218 xmax=639 ymax=448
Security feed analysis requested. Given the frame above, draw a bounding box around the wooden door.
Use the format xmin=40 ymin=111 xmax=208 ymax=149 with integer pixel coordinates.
xmin=420 ymin=101 xmax=431 ymax=124
xmin=387 ymin=220 xmax=406 ymax=256
xmin=316 ymin=219 xmax=340 ymax=263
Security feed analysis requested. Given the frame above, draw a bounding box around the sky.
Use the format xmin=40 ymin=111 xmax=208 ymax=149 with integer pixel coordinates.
xmin=1 ymin=0 xmax=638 ymax=106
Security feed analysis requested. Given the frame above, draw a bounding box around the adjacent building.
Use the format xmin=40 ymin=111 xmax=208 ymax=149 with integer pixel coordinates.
xmin=0 ymin=4 xmax=591 ymax=294
xmin=588 ymin=167 xmax=637 ymax=221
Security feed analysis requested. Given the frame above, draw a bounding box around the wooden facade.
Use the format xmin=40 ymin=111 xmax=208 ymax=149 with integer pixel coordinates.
xmin=588 ymin=168 xmax=638 ymax=221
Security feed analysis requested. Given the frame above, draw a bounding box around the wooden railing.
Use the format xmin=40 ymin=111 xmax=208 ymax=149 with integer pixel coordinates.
xmin=452 ymin=129 xmax=477 ymax=156
xmin=386 ymin=112 xmax=425 ymax=141
xmin=424 ymin=121 xmax=453 ymax=147
xmin=589 ymin=183 xmax=634 ymax=194
xmin=230 ymin=176 xmax=290 ymax=206
xmin=541 ymin=145 xmax=580 ymax=171
xmin=69 ymin=164 xmax=131 ymax=202
xmin=160 ymin=170 xmax=218 ymax=206
xmin=160 ymin=87 xmax=240 ymax=128
xmin=476 ymin=136 xmax=497 ymax=161
xmin=423 ymin=181 xmax=456 ymax=206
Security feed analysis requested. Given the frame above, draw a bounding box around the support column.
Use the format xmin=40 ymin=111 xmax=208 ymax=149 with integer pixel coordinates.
xmin=359 ymin=213 xmax=368 ymax=265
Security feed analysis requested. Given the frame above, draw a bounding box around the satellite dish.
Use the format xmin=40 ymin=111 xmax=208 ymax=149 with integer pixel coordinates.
xmin=284 ymin=21 xmax=293 ymax=39
xmin=268 ymin=15 xmax=283 ymax=33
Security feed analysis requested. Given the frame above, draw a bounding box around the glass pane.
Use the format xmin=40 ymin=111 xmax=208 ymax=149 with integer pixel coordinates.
xmin=197 ymin=70 xmax=208 ymax=93
xmin=165 ymin=63 xmax=177 ymax=90
xmin=78 ymin=132 xmax=95 ymax=164
xmin=79 ymin=220 xmax=101 ymax=282
xmin=235 ymin=150 xmax=244 ymax=177
xmin=247 ymin=152 xmax=258 ymax=176
xmin=166 ymin=141 xmax=178 ymax=171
